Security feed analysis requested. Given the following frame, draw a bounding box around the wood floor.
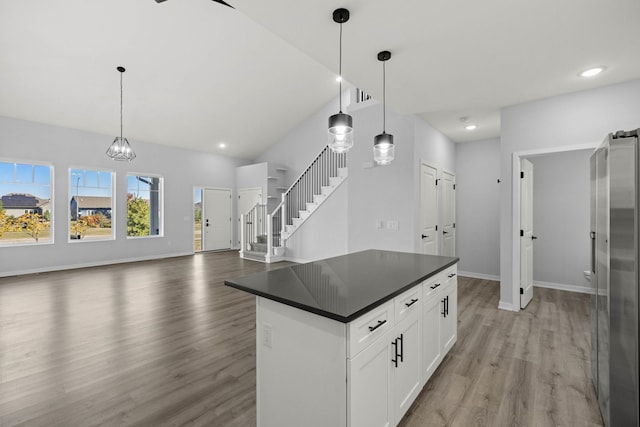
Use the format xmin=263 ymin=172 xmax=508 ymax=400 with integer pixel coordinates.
xmin=0 ymin=252 xmax=602 ymax=427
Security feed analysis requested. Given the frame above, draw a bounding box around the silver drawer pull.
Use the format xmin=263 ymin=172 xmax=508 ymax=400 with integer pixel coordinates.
xmin=368 ymin=319 xmax=387 ymax=332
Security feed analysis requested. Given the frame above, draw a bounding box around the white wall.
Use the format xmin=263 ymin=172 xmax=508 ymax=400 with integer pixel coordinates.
xmin=529 ymin=149 xmax=592 ymax=292
xmin=347 ymin=102 xmax=416 ymax=253
xmin=500 ymin=79 xmax=640 ymax=309
xmin=0 ymin=116 xmax=248 ymax=276
xmin=455 ymin=138 xmax=500 ymax=279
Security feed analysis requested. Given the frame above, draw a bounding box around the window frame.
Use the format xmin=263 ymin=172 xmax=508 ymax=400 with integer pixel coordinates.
xmin=68 ymin=166 xmax=116 ymax=243
xmin=126 ymin=172 xmax=164 ymax=239
xmin=0 ymin=158 xmax=55 ymax=247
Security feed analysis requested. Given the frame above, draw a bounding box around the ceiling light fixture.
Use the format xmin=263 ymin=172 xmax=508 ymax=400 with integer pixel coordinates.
xmin=579 ymin=66 xmax=606 ymax=78
xmin=328 ymin=8 xmax=353 ymax=154
xmin=106 ymin=66 xmax=136 ymax=161
xmin=373 ymin=51 xmax=394 ymax=166
xmin=218 ymin=142 xmax=226 ymax=149
xmin=465 ymin=124 xmax=477 ymax=131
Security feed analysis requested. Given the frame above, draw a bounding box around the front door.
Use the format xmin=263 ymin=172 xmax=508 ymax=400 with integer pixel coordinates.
xmin=238 ymin=187 xmax=262 ymax=245
xmin=520 ymin=159 xmax=534 ymax=309
xmin=203 ymin=188 xmax=232 ymax=251
xmin=420 ymin=163 xmax=438 ymax=255
xmin=441 ymin=171 xmax=456 ymax=257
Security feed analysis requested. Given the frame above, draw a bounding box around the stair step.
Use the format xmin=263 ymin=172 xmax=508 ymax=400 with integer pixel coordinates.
xmin=242 ymin=250 xmax=267 ymax=262
xmin=292 ymin=217 xmax=302 ymax=227
xmin=256 ymin=234 xmax=267 ymax=244
xmin=313 ymin=194 xmax=326 ymax=204
xmin=306 ymin=202 xmax=318 ymax=212
xmin=321 ymin=186 xmax=332 ymax=196
xmin=329 ymin=176 xmax=343 ymax=187
xmin=249 ymin=242 xmax=268 ymax=253
xmin=337 ymin=167 xmax=348 ymax=177
xmin=299 ymin=210 xmax=311 ymax=220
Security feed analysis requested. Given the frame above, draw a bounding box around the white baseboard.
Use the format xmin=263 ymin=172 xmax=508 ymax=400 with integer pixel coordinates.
xmin=282 ymin=256 xmax=311 ymax=264
xmin=0 ymin=251 xmax=193 ymax=278
xmin=498 ymin=300 xmax=518 ymax=311
xmin=534 ymin=280 xmax=594 ymax=294
xmin=458 ymin=270 xmax=500 ymax=282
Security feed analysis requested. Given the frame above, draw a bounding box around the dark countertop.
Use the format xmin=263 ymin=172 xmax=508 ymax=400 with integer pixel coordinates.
xmin=225 ymin=249 xmax=459 ymax=323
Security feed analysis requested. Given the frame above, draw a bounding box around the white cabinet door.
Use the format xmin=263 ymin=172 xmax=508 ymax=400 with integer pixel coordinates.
xmin=422 ymin=295 xmax=441 ymax=383
xmin=393 ymin=309 xmax=422 ymax=423
xmin=348 ymin=329 xmax=394 ymax=427
xmin=441 ymin=281 xmax=457 ymax=353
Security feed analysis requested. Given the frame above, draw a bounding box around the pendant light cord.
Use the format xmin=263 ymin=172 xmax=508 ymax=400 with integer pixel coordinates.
xmin=383 ymin=60 xmax=386 ymax=133
xmin=339 ymin=22 xmax=343 ymax=112
xmin=120 ymin=71 xmax=124 ymax=140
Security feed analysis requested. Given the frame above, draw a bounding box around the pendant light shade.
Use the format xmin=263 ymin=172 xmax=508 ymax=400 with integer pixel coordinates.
xmin=328 ymin=8 xmax=353 ymax=154
xmin=374 ymin=51 xmax=394 ymax=165
xmin=106 ymin=66 xmax=136 ymax=161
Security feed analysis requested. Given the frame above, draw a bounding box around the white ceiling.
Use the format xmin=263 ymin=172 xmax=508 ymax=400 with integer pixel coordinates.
xmin=1 ymin=0 xmax=639 ymax=159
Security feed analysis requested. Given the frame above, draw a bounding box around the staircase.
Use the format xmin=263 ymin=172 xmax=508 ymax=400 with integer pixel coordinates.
xmin=239 ymin=145 xmax=347 ymax=263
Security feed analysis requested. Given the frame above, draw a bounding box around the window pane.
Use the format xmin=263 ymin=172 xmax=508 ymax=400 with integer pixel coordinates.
xmin=69 ymin=168 xmax=113 ymax=242
xmin=127 ymin=174 xmax=162 ymax=237
xmin=0 ymin=162 xmax=14 ymax=182
xmin=0 ymin=161 xmax=53 ymax=246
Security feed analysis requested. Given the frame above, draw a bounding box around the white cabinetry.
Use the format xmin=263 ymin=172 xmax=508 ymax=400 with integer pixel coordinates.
xmin=422 ymin=265 xmax=458 ymax=384
xmin=255 ymin=264 xmax=458 ymax=427
xmin=348 ymin=286 xmax=423 ymax=427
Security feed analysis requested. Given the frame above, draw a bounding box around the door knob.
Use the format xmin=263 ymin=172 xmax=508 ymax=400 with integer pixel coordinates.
xmin=443 ymin=230 xmax=449 ymax=235
xmin=421 ymin=234 xmax=428 ymax=239
xmin=532 ymin=235 xmax=538 ymax=240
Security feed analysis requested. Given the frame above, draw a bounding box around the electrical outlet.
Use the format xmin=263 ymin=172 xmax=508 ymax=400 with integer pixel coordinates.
xmin=263 ymin=323 xmax=273 ymax=348
xmin=387 ymin=220 xmax=399 ymax=231
xmin=376 ymin=220 xmax=384 ymax=229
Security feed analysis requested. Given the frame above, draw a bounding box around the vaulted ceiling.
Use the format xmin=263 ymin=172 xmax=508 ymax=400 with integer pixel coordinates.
xmin=1 ymin=0 xmax=639 ymax=159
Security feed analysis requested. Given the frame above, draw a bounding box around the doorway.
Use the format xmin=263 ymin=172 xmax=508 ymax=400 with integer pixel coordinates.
xmin=419 ymin=162 xmax=438 ymax=255
xmin=202 ymin=188 xmax=232 ymax=251
xmin=441 ymin=171 xmax=456 ymax=257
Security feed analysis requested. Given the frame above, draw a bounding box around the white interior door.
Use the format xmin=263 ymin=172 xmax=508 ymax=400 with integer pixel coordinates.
xmin=520 ymin=159 xmax=534 ymax=309
xmin=238 ymin=187 xmax=262 ymax=245
xmin=420 ymin=163 xmax=438 ymax=255
xmin=203 ymin=188 xmax=232 ymax=251
xmin=441 ymin=171 xmax=456 ymax=257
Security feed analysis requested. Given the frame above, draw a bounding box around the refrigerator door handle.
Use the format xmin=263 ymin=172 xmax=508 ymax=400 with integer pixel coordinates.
xmin=590 ymin=231 xmax=596 ymax=274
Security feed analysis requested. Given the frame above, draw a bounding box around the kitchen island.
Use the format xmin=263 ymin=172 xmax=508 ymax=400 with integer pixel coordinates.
xmin=225 ymin=249 xmax=459 ymax=427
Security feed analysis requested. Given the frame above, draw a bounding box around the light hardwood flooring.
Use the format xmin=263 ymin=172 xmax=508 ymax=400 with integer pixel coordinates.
xmin=0 ymin=252 xmax=602 ymax=426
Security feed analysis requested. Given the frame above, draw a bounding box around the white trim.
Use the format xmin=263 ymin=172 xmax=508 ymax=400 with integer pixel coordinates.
xmin=0 ymin=251 xmax=193 ymax=278
xmin=534 ymin=280 xmax=594 ymax=294
xmin=509 ymin=141 xmax=600 ymax=311
xmin=458 ymin=271 xmax=500 ymax=281
xmin=498 ymin=300 xmax=517 ymax=311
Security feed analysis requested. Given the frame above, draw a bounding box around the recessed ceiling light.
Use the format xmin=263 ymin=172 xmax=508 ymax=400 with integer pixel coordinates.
xmin=218 ymin=142 xmax=226 ymax=149
xmin=465 ymin=124 xmax=477 ymax=131
xmin=336 ymin=75 xmax=342 ymax=83
xmin=579 ymin=66 xmax=606 ymax=78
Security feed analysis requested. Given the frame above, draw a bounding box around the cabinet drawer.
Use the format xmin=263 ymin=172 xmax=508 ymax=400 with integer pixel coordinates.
xmin=423 ymin=273 xmax=445 ymax=302
xmin=394 ymin=286 xmax=422 ymax=324
xmin=347 ymin=301 xmax=394 ymax=358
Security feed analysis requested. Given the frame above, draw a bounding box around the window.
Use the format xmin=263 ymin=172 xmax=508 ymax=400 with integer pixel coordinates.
xmin=69 ymin=168 xmax=114 ymax=241
xmin=127 ymin=174 xmax=163 ymax=237
xmin=0 ymin=160 xmax=53 ymax=245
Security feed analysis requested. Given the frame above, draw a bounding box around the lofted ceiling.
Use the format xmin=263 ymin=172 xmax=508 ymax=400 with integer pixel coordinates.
xmin=1 ymin=0 xmax=639 ymax=160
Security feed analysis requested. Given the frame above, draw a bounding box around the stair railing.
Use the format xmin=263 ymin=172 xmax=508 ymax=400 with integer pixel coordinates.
xmin=240 ymin=202 xmax=266 ymax=255
xmin=266 ymin=145 xmax=346 ymax=259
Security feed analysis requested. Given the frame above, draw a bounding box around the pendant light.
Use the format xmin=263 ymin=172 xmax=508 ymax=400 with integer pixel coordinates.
xmin=373 ymin=51 xmax=394 ymax=165
xmin=328 ymin=8 xmax=353 ymax=154
xmin=106 ymin=66 xmax=136 ymax=161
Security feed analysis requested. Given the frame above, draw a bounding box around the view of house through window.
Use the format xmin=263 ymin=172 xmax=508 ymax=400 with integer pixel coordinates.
xmin=127 ymin=175 xmax=163 ymax=237
xmin=0 ymin=161 xmax=53 ymax=245
xmin=69 ymin=168 xmax=114 ymax=241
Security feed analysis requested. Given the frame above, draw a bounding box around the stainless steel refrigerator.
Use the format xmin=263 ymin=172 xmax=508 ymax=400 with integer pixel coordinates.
xmin=590 ymin=129 xmax=639 ymax=427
